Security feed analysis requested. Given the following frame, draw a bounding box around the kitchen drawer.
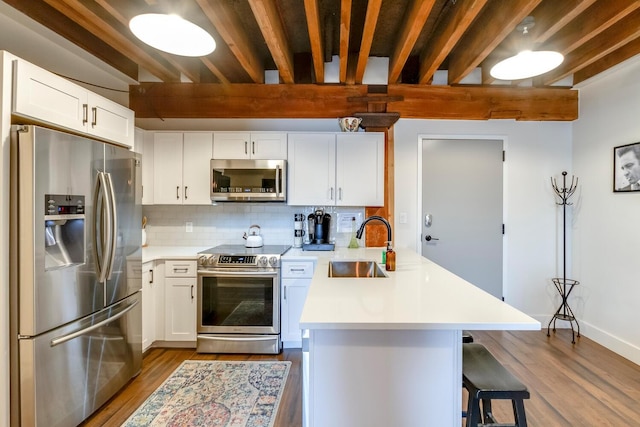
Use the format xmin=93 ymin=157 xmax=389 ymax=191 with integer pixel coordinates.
xmin=282 ymin=260 xmax=315 ymax=278
xmin=164 ymin=260 xmax=197 ymax=277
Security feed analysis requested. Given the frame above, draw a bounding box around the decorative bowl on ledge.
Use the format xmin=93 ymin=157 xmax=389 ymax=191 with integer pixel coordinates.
xmin=338 ymin=117 xmax=362 ymax=132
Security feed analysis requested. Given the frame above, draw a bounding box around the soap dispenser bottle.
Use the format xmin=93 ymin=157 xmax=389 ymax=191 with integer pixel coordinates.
xmin=385 ymin=241 xmax=396 ymax=271
xmin=348 ymin=217 xmax=359 ymax=248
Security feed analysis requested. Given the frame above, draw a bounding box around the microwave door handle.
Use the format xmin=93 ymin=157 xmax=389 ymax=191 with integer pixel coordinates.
xmin=104 ymin=173 xmax=117 ymax=280
xmin=276 ymin=165 xmax=281 ymax=195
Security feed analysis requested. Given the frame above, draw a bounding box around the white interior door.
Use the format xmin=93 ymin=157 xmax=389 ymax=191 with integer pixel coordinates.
xmin=421 ymin=138 xmax=504 ymax=298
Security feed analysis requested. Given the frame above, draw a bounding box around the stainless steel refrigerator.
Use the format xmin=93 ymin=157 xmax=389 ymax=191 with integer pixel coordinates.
xmin=9 ymin=125 xmax=142 ymax=427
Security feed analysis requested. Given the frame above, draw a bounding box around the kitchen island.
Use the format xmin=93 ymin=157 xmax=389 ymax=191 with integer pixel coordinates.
xmin=297 ymin=247 xmax=540 ymax=427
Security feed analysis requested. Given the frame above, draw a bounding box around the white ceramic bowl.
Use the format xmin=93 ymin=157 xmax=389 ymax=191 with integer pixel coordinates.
xmin=338 ymin=117 xmax=362 ymax=132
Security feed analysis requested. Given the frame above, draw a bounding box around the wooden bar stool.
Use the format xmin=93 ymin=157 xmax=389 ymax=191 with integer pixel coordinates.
xmin=463 ymin=343 xmax=530 ymax=427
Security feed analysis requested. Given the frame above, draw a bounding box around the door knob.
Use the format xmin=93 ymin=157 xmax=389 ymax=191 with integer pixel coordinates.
xmin=425 ymin=235 xmax=439 ymax=242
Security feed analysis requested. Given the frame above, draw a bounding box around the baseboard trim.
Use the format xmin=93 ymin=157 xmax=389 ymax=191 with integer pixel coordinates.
xmin=530 ymin=314 xmax=640 ymax=366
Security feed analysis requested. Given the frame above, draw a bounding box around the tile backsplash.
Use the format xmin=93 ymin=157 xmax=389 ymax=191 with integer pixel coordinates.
xmin=142 ymin=204 xmax=365 ymax=248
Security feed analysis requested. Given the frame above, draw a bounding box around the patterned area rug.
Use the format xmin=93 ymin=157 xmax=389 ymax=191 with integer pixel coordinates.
xmin=122 ymin=360 xmax=291 ymax=427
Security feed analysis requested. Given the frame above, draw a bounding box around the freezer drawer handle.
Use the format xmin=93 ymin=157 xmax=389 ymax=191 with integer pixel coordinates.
xmin=198 ymin=335 xmax=276 ymax=342
xmin=50 ymin=299 xmax=139 ymax=347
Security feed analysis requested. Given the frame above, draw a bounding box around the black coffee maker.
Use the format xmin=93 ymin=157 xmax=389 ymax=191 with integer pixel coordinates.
xmin=307 ymin=208 xmax=331 ymax=244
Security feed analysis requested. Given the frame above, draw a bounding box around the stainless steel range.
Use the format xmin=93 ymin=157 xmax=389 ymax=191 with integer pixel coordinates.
xmin=196 ymin=244 xmax=291 ymax=354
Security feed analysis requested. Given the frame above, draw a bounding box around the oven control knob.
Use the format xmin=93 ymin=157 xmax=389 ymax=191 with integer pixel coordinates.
xmin=258 ymin=256 xmax=268 ymax=267
xmin=269 ymin=256 xmax=278 ymax=267
xmin=206 ymin=256 xmax=216 ymax=266
xmin=198 ymin=255 xmax=208 ymax=266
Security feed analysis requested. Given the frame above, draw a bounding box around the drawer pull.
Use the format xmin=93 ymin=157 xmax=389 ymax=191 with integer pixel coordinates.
xmin=173 ymin=268 xmax=189 ymax=273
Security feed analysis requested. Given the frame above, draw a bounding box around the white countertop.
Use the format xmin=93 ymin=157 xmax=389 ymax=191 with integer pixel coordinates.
xmin=298 ymin=247 xmax=540 ymax=331
xmin=142 ymin=246 xmax=209 ymax=263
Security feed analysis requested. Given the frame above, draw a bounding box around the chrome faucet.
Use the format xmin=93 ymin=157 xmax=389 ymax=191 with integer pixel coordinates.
xmin=356 ymin=215 xmax=392 ymax=243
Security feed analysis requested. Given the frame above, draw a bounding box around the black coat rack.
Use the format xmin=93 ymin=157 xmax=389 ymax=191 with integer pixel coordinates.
xmin=547 ymin=171 xmax=581 ymax=343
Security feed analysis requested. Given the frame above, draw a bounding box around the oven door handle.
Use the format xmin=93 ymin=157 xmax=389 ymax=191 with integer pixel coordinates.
xmin=198 ymin=270 xmax=279 ymax=277
xmin=197 ymin=335 xmax=277 ymax=342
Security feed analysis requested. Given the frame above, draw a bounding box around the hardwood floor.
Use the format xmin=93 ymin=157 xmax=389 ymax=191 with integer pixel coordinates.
xmin=82 ymin=330 xmax=640 ymax=426
xmin=466 ymin=330 xmax=640 ymax=426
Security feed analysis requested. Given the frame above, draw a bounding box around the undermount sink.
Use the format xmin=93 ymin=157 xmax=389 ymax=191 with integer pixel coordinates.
xmin=328 ymin=260 xmax=388 ymax=278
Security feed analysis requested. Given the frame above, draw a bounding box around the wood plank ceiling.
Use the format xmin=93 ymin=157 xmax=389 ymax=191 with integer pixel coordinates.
xmin=5 ymin=0 xmax=640 ymax=122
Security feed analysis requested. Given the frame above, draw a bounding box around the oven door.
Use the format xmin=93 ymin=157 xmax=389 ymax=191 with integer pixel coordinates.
xmin=197 ymin=269 xmax=280 ymax=335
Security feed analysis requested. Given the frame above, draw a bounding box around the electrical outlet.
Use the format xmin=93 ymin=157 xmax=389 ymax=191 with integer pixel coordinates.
xmin=185 ymin=222 xmax=193 ymax=232
xmin=399 ymin=212 xmax=408 ymax=224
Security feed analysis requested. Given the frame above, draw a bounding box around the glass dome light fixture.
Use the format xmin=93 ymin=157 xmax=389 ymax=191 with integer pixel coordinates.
xmin=129 ymin=13 xmax=215 ymax=57
xmin=489 ymin=16 xmax=563 ymax=81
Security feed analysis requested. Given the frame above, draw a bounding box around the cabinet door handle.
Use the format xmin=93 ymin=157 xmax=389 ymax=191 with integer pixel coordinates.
xmin=176 ymin=186 xmax=180 ymax=199
xmin=244 ymin=141 xmax=248 ymax=154
xmin=191 ymin=285 xmax=194 ymax=300
xmin=184 ymin=186 xmax=188 ymax=199
xmin=252 ymin=141 xmax=255 ymax=155
xmin=339 ymin=187 xmax=343 ymax=200
xmin=283 ymin=286 xmax=287 ymax=300
xmin=330 ymin=187 xmax=334 ymax=200
xmin=91 ymin=107 xmax=97 ymax=127
xmin=82 ymin=104 xmax=88 ymax=125
xmin=150 ymin=269 xmax=154 ymax=284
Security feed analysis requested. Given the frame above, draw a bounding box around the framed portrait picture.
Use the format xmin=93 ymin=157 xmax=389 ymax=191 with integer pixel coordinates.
xmin=613 ymin=142 xmax=640 ymax=192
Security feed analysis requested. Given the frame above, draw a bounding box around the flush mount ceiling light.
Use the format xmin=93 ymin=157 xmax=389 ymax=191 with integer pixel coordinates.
xmin=129 ymin=13 xmax=215 ymax=57
xmin=490 ymin=16 xmax=563 ymax=81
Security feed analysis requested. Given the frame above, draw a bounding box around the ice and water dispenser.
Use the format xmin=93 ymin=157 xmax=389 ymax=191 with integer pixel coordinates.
xmin=44 ymin=194 xmax=85 ymax=270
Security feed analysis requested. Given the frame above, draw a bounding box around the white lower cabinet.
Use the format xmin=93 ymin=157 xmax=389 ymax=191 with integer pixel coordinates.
xmin=141 ymin=261 xmax=155 ymax=351
xmin=163 ymin=260 xmax=197 ymax=342
xmin=142 ymin=261 xmax=166 ymax=350
xmin=281 ymin=259 xmax=315 ymax=348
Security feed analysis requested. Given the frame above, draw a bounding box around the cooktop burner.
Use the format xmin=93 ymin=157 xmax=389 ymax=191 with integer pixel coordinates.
xmin=198 ymin=244 xmax=291 ymax=256
xmin=197 ymin=244 xmax=291 ymax=269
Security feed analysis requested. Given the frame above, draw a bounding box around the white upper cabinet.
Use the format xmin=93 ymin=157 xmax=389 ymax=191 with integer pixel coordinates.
xmin=287 ymin=132 xmax=384 ymax=206
xmin=287 ymin=133 xmax=336 ymax=206
xmin=138 ymin=129 xmax=154 ymax=205
xmin=12 ymin=59 xmax=134 ymax=148
xmin=336 ymin=133 xmax=385 ymax=206
xmin=153 ymin=132 xmax=213 ymax=205
xmin=213 ymin=132 xmax=287 ymax=159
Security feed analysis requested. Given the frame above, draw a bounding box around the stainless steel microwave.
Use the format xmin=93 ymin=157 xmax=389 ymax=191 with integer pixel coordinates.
xmin=210 ymin=159 xmax=287 ymax=202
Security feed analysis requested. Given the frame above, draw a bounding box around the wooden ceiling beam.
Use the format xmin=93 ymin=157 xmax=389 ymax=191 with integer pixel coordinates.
xmin=544 ymin=0 xmax=640 ymax=55
xmin=304 ymin=0 xmax=324 ymax=83
xmin=2 ymin=0 xmax=138 ymax=80
xmin=447 ymin=0 xmax=542 ymax=84
xmin=355 ymin=0 xmax=382 ymax=84
xmin=129 ymin=83 xmax=578 ymax=121
xmin=418 ymin=0 xmax=487 ymax=85
xmin=248 ymin=0 xmax=295 ymax=84
xmin=388 ymin=0 xmax=436 ymax=84
xmin=42 ymin=0 xmax=179 ymax=82
xmin=536 ymin=8 xmax=640 ymax=85
xmin=339 ymin=0 xmax=352 ymax=83
xmin=573 ymin=36 xmax=640 ymax=85
xmin=196 ymin=0 xmax=264 ymax=83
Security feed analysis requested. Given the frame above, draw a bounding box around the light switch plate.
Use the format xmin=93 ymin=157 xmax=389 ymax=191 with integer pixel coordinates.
xmin=185 ymin=221 xmax=193 ymax=232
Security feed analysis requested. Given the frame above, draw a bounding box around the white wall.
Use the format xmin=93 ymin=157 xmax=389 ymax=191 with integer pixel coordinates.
xmin=394 ymin=119 xmax=572 ymax=320
xmin=572 ymin=55 xmax=640 ymax=364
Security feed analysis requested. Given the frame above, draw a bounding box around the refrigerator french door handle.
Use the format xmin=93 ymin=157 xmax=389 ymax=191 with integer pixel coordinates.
xmin=105 ymin=172 xmax=118 ymax=280
xmin=92 ymin=172 xmax=108 ymax=283
xmin=50 ymin=299 xmax=139 ymax=347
